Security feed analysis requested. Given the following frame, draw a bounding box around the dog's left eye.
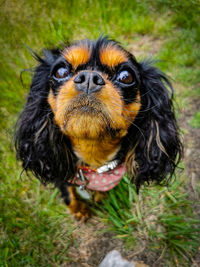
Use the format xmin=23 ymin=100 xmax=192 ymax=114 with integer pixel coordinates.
xmin=117 ymin=70 xmax=134 ymax=84
xmin=53 ymin=66 xmax=70 ymax=81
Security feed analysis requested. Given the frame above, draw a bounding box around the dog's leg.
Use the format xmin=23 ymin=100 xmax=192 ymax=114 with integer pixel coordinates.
xmin=59 ymin=184 xmax=90 ymax=222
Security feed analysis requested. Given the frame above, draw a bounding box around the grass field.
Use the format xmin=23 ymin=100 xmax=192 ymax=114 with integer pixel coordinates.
xmin=0 ymin=0 xmax=200 ymax=266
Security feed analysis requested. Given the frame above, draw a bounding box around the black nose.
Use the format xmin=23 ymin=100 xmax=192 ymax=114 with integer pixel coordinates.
xmin=74 ymin=71 xmax=105 ymax=94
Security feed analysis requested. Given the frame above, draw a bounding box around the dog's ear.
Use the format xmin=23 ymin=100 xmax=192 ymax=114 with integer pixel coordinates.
xmin=15 ymin=51 xmax=76 ymax=185
xmin=126 ymin=60 xmax=183 ymax=190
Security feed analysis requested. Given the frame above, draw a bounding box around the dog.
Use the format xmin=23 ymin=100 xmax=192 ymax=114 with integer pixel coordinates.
xmin=15 ymin=37 xmax=183 ymax=221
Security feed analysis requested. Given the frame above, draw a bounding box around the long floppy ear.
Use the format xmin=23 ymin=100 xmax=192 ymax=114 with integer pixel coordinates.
xmin=126 ymin=60 xmax=183 ymax=190
xmin=15 ymin=51 xmax=76 ymax=186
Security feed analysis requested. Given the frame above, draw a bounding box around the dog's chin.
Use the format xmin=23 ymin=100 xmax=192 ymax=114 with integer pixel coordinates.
xmin=61 ymin=105 xmax=112 ymax=139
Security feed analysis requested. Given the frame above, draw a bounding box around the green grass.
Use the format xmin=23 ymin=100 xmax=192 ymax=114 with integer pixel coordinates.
xmin=190 ymin=111 xmax=200 ymax=129
xmin=1 ymin=0 xmax=200 ymax=266
xmin=95 ymin=176 xmax=200 ymax=265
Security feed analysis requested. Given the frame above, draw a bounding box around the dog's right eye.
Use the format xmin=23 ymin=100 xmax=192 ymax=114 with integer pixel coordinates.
xmin=52 ymin=66 xmax=70 ymax=81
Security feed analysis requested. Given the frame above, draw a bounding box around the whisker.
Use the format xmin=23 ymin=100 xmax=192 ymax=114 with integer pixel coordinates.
xmin=119 ymin=113 xmax=145 ymax=141
xmin=109 ymin=101 xmax=139 ymax=114
xmin=139 ymin=89 xmax=153 ymax=98
xmin=109 ymin=99 xmax=160 ymax=114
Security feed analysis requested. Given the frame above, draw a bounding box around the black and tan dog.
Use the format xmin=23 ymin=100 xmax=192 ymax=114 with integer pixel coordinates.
xmin=15 ymin=37 xmax=182 ymax=220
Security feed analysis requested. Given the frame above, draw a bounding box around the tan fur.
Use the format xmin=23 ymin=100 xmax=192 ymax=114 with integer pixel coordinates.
xmin=147 ymin=121 xmax=154 ymax=161
xmin=122 ymin=93 xmax=141 ymax=125
xmin=48 ymin=79 xmax=79 ymax=131
xmin=67 ymin=186 xmax=90 ymax=221
xmin=125 ymin=143 xmax=139 ymax=180
xmin=100 ymin=44 xmax=128 ymax=68
xmin=34 ymin=118 xmax=49 ymax=144
xmin=62 ymin=45 xmax=91 ymax=69
xmin=71 ymin=137 xmax=121 ymax=168
xmin=155 ymin=121 xmax=169 ymax=157
xmin=48 ymin=89 xmax=56 ymax=112
xmin=48 ymin=73 xmax=141 ymax=168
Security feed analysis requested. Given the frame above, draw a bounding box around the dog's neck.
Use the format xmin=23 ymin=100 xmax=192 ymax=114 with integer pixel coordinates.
xmin=70 ymin=136 xmax=121 ymax=168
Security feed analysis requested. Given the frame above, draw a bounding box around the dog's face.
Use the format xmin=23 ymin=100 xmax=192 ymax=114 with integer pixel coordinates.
xmin=48 ymin=39 xmax=141 ymax=141
xmin=15 ymin=37 xmax=182 ymax=189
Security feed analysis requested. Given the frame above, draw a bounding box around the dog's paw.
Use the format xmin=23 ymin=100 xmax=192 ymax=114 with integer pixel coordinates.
xmin=66 ymin=186 xmax=90 ymax=222
xmin=69 ymin=201 xmax=90 ymax=222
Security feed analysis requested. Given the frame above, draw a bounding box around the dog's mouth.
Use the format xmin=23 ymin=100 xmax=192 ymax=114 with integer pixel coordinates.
xmin=65 ymin=94 xmax=106 ymax=117
xmin=59 ymin=94 xmax=113 ymax=139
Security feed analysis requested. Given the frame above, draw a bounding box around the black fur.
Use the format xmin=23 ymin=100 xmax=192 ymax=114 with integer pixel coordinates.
xmin=15 ymin=37 xmax=183 ymax=195
xmin=15 ymin=56 xmax=77 ymax=187
xmin=123 ymin=59 xmax=183 ymax=190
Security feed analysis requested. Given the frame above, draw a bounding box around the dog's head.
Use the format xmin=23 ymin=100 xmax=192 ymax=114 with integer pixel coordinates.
xmin=48 ymin=38 xmax=141 ymax=140
xmin=15 ymin=37 xmax=182 ymax=189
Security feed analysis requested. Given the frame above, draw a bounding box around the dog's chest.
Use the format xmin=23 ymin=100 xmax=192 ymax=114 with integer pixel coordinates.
xmin=70 ymin=137 xmax=121 ymax=168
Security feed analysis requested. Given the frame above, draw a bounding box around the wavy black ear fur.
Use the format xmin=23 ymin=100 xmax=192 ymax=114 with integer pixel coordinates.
xmin=15 ymin=50 xmax=76 ymax=186
xmin=125 ymin=60 xmax=183 ymax=190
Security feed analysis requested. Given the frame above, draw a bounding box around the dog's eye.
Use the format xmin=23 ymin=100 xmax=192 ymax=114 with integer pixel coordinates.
xmin=117 ymin=70 xmax=133 ymax=84
xmin=53 ymin=66 xmax=70 ymax=81
xmin=55 ymin=67 xmax=69 ymax=79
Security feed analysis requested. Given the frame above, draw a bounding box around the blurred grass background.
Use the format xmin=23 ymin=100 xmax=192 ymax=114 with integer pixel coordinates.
xmin=0 ymin=0 xmax=200 ymax=266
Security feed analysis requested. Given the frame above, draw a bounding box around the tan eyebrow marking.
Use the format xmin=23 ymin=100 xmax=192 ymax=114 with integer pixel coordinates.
xmin=100 ymin=44 xmax=128 ymax=68
xmin=62 ymin=45 xmax=91 ymax=69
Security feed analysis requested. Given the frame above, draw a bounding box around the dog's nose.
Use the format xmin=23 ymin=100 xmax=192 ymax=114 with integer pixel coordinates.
xmin=74 ymin=71 xmax=105 ymax=94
